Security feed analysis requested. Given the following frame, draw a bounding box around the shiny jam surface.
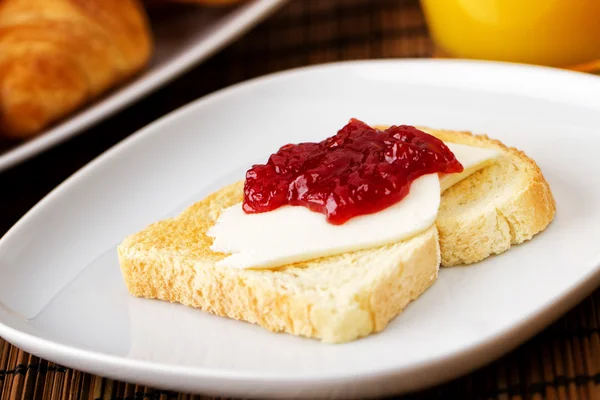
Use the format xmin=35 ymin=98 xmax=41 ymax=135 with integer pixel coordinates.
xmin=243 ymin=119 xmax=463 ymax=225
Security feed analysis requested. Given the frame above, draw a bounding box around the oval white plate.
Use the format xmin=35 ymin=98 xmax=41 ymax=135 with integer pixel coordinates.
xmin=0 ymin=0 xmax=286 ymax=172
xmin=0 ymin=60 xmax=599 ymax=399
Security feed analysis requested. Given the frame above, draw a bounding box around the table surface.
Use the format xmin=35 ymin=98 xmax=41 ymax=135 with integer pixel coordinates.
xmin=2 ymin=0 xmax=600 ymax=399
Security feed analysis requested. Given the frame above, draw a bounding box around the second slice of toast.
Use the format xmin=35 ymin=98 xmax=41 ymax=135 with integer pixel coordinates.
xmin=421 ymin=128 xmax=556 ymax=266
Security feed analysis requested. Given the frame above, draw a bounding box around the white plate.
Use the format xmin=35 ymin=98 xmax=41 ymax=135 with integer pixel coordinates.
xmin=1 ymin=60 xmax=600 ymax=399
xmin=0 ymin=0 xmax=286 ymax=172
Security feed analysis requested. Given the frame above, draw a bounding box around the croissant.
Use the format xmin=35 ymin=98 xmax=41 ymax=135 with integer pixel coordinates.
xmin=0 ymin=0 xmax=153 ymax=139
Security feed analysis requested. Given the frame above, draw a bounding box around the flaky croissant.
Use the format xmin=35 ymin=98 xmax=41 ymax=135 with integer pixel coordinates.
xmin=0 ymin=0 xmax=153 ymax=139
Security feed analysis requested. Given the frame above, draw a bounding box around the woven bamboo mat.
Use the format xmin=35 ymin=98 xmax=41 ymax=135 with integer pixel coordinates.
xmin=1 ymin=0 xmax=599 ymax=399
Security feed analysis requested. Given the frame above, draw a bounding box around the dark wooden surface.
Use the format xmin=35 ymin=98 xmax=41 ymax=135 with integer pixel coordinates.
xmin=2 ymin=1 xmax=600 ymax=399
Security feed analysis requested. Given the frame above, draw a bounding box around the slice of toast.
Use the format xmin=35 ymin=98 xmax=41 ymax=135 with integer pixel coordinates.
xmin=420 ymin=128 xmax=556 ymax=266
xmin=118 ymin=181 xmax=440 ymax=343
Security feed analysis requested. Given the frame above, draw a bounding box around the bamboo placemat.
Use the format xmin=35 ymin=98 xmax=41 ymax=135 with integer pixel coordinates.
xmin=1 ymin=0 xmax=599 ymax=399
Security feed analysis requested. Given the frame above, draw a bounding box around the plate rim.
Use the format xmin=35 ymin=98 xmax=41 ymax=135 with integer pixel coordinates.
xmin=0 ymin=0 xmax=288 ymax=173
xmin=1 ymin=58 xmax=600 ymax=396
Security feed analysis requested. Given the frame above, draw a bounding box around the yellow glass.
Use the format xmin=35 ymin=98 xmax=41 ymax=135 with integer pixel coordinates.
xmin=420 ymin=0 xmax=600 ymax=72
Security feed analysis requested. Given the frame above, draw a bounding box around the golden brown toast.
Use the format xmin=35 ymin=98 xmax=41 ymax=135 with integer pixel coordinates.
xmin=118 ymin=127 xmax=555 ymax=342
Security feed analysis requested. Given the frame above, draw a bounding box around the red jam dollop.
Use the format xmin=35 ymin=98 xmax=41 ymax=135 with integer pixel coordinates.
xmin=243 ymin=119 xmax=463 ymax=225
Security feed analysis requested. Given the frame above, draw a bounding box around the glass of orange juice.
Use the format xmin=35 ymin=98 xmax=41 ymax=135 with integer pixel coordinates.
xmin=420 ymin=0 xmax=600 ymax=72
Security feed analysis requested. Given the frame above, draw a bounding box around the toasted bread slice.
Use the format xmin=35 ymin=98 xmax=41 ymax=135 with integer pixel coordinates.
xmin=118 ymin=181 xmax=440 ymax=343
xmin=421 ymin=128 xmax=556 ymax=266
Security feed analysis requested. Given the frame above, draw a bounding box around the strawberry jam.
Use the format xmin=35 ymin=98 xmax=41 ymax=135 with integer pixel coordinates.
xmin=242 ymin=119 xmax=463 ymax=225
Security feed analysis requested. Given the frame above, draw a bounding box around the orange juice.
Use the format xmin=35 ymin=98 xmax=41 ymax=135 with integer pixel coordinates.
xmin=420 ymin=0 xmax=600 ymax=70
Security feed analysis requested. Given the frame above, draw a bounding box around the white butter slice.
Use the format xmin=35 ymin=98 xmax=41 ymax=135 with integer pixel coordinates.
xmin=441 ymin=142 xmax=501 ymax=192
xmin=208 ymin=142 xmax=502 ymax=269
xmin=208 ymin=174 xmax=440 ymax=269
